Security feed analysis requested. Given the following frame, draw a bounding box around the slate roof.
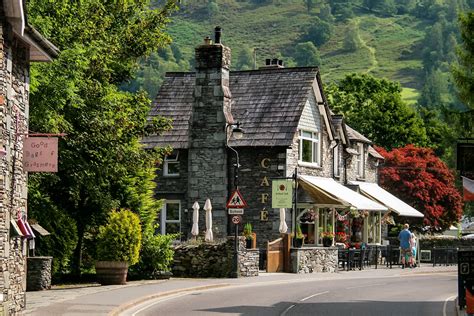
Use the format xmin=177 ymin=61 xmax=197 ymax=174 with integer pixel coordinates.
xmin=345 ymin=125 xmax=372 ymax=144
xmin=143 ymin=67 xmax=320 ymax=149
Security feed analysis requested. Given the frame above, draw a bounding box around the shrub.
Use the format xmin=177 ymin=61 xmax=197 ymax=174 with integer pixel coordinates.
xmin=129 ymin=234 xmax=177 ymax=278
xmin=96 ymin=209 xmax=142 ymax=265
xmin=243 ymin=223 xmax=253 ymax=240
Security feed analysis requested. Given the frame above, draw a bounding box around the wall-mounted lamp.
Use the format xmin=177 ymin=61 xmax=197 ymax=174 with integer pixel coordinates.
xmin=228 ymin=122 xmax=243 ymax=140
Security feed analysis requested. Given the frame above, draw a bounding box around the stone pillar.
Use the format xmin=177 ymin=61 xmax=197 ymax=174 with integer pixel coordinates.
xmin=188 ymin=30 xmax=232 ymax=237
xmin=27 ymin=257 xmax=52 ymax=291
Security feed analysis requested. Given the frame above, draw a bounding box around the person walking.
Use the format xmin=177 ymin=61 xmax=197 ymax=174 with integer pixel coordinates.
xmin=410 ymin=233 xmax=417 ymax=268
xmin=398 ymin=223 xmax=412 ymax=269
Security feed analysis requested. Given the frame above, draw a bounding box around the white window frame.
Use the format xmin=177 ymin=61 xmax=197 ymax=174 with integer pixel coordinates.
xmin=161 ymin=200 xmax=181 ymax=235
xmin=164 ymin=151 xmax=179 ymax=177
xmin=364 ymin=211 xmax=381 ymax=244
xmin=356 ymin=143 xmax=365 ymax=178
xmin=298 ymin=129 xmax=321 ymax=167
xmin=333 ymin=145 xmax=340 ymax=177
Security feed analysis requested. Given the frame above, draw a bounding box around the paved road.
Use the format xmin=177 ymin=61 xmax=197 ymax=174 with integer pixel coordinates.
xmin=123 ymin=271 xmax=457 ymax=316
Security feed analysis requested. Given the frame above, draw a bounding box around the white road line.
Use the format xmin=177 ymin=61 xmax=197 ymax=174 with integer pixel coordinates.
xmin=281 ymin=304 xmax=296 ymax=316
xmin=443 ymin=294 xmax=457 ymax=316
xmin=130 ymin=293 xmax=189 ymax=316
xmin=300 ymin=291 xmax=329 ymax=302
xmin=345 ymin=283 xmax=385 ymax=290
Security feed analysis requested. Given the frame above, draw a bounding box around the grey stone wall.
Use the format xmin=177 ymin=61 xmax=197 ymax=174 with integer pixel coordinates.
xmin=345 ymin=143 xmax=377 ymax=184
xmin=172 ymin=238 xmax=258 ymax=278
xmin=0 ymin=17 xmax=31 ymax=315
xmin=27 ymin=257 xmax=52 ymax=291
xmin=229 ymin=146 xmax=288 ymax=248
xmin=291 ymin=247 xmax=338 ymax=273
xmin=188 ymin=43 xmax=232 ymax=238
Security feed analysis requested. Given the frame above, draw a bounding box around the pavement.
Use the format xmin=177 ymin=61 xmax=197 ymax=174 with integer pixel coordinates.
xmin=25 ymin=264 xmax=459 ymax=316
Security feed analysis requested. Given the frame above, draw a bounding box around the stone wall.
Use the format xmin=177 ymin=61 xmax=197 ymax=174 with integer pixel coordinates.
xmin=26 ymin=257 xmax=52 ymax=291
xmin=0 ymin=17 xmax=31 ymax=315
xmin=172 ymin=238 xmax=259 ymax=278
xmin=291 ymin=247 xmax=338 ymax=273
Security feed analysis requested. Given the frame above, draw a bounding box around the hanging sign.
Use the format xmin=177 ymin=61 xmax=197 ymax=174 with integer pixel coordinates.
xmin=226 ymin=189 xmax=248 ymax=209
xmin=23 ymin=137 xmax=58 ymax=172
xmin=272 ymin=180 xmax=293 ymax=208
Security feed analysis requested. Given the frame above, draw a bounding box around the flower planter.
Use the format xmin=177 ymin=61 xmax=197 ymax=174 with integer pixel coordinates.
xmin=294 ymin=238 xmax=304 ymax=248
xmin=95 ymin=261 xmax=128 ymax=285
xmin=246 ymin=238 xmax=253 ymax=249
xmin=322 ymin=237 xmax=333 ymax=247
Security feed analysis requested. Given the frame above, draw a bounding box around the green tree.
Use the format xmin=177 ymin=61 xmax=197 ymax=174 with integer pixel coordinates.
xmin=236 ymin=46 xmax=254 ymax=70
xmin=301 ymin=17 xmax=333 ymax=46
xmin=294 ymin=42 xmax=321 ymax=67
xmin=27 ymin=0 xmax=177 ymax=275
xmin=343 ymin=20 xmax=363 ymax=52
xmin=327 ymin=73 xmax=429 ymax=150
xmin=453 ymin=11 xmax=474 ymax=112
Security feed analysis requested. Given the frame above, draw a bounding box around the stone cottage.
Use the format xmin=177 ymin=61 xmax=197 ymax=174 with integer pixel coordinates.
xmin=143 ymin=27 xmax=423 ymax=249
xmin=1 ymin=1 xmax=58 ymax=314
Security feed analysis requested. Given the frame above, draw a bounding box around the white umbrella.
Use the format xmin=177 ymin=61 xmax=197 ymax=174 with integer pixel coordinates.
xmin=191 ymin=201 xmax=200 ymax=237
xmin=204 ymin=198 xmax=213 ymax=242
xmin=279 ymin=208 xmax=288 ymax=233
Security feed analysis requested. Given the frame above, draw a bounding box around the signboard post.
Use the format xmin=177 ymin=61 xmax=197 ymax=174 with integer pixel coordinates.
xmin=458 ymin=249 xmax=474 ymax=310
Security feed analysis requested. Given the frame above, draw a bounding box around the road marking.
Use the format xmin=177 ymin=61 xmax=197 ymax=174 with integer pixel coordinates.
xmin=300 ymin=291 xmax=329 ymax=302
xmin=281 ymin=304 xmax=296 ymax=316
xmin=346 ymin=283 xmax=385 ymax=290
xmin=130 ymin=293 xmax=189 ymax=316
xmin=443 ymin=294 xmax=457 ymax=316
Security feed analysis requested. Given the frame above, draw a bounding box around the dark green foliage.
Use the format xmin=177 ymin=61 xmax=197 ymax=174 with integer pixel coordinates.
xmin=453 ymin=11 xmax=474 ymax=113
xmin=96 ymin=210 xmax=142 ymax=265
xmin=327 ymin=73 xmax=430 ymax=150
xmin=27 ymin=0 xmax=176 ymax=275
xmin=343 ymin=20 xmax=362 ymax=52
xmin=300 ymin=17 xmax=333 ymax=46
xmin=293 ymin=42 xmax=321 ymax=66
xmin=130 ymin=234 xmax=178 ymax=278
xmin=236 ymin=46 xmax=255 ymax=70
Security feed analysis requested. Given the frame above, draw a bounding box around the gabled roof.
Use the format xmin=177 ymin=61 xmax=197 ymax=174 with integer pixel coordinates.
xmin=345 ymin=125 xmax=372 ymax=144
xmin=3 ymin=0 xmax=59 ymax=61
xmin=143 ymin=67 xmax=321 ymax=149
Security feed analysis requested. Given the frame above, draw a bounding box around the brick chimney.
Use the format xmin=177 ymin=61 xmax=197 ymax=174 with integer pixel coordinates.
xmin=188 ymin=27 xmax=232 ymax=237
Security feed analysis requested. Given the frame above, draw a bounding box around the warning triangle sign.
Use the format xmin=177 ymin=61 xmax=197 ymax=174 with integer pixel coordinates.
xmin=226 ymin=189 xmax=248 ymax=209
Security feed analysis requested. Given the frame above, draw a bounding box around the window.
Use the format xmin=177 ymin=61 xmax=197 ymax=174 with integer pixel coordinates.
xmin=297 ymin=207 xmax=334 ymax=246
xmin=164 ymin=151 xmax=179 ymax=177
xmin=161 ymin=200 xmax=181 ymax=235
xmin=333 ymin=145 xmax=340 ymax=177
xmin=364 ymin=211 xmax=381 ymax=244
xmin=356 ymin=143 xmax=365 ymax=178
xmin=298 ymin=130 xmax=321 ymax=166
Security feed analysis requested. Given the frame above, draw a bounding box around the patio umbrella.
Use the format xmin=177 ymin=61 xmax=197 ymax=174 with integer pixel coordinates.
xmin=279 ymin=208 xmax=288 ymax=233
xmin=204 ymin=198 xmax=213 ymax=242
xmin=191 ymin=201 xmax=200 ymax=237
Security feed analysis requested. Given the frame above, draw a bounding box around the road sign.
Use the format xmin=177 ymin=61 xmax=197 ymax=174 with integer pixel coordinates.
xmin=228 ymin=208 xmax=244 ymax=215
xmin=231 ymin=215 xmax=241 ymax=224
xmin=226 ymin=189 xmax=248 ymax=209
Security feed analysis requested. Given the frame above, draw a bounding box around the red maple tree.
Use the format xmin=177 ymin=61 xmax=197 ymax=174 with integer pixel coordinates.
xmin=376 ymin=144 xmax=463 ymax=232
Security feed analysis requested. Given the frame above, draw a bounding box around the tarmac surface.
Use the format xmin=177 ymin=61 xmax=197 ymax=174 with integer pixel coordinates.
xmin=25 ymin=264 xmax=459 ymax=316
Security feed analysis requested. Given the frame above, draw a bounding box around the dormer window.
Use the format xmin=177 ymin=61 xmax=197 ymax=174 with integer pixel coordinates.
xmin=299 ymin=130 xmax=321 ymax=166
xmin=356 ymin=143 xmax=365 ymax=178
xmin=164 ymin=151 xmax=180 ymax=177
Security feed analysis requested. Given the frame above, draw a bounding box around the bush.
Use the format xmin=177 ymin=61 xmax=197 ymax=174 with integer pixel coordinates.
xmin=129 ymin=234 xmax=177 ymax=279
xmin=96 ymin=209 xmax=142 ymax=265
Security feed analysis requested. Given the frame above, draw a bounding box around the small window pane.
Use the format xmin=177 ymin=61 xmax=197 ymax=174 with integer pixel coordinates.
xmin=302 ymin=131 xmax=312 ymax=138
xmin=166 ymin=223 xmax=180 ymax=235
xmin=166 ymin=203 xmax=180 ymax=220
xmin=313 ymin=142 xmax=319 ymax=164
xmin=167 ymin=162 xmax=179 ymax=175
xmin=302 ymin=139 xmax=312 ymax=162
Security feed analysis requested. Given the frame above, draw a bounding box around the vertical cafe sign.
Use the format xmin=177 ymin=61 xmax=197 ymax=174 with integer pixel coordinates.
xmin=23 ymin=137 xmax=58 ymax=172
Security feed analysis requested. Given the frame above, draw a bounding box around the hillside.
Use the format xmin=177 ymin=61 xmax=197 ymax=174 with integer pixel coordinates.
xmin=126 ymin=0 xmax=471 ymax=107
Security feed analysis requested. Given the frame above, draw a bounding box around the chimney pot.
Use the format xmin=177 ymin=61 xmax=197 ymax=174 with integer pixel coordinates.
xmin=278 ymin=59 xmax=284 ymax=67
xmin=204 ymin=36 xmax=212 ymax=45
xmin=272 ymin=58 xmax=278 ymax=65
xmin=265 ymin=59 xmax=271 ymax=65
xmin=214 ymin=26 xmax=222 ymax=44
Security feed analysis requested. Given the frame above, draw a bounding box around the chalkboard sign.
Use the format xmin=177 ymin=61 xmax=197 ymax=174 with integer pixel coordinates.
xmin=458 ymin=250 xmax=474 ymax=309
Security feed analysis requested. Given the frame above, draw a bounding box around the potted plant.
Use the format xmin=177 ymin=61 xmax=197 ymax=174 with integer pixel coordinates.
xmin=95 ymin=209 xmax=142 ymax=285
xmin=321 ymin=231 xmax=335 ymax=247
xmin=294 ymin=224 xmax=304 ymax=248
xmin=243 ymin=223 xmax=254 ymax=249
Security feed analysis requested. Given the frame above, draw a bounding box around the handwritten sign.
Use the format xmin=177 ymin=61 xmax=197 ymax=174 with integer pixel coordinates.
xmin=23 ymin=137 xmax=58 ymax=172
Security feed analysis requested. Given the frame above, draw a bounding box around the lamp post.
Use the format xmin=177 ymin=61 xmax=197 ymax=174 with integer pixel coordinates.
xmin=226 ymin=122 xmax=243 ymax=278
